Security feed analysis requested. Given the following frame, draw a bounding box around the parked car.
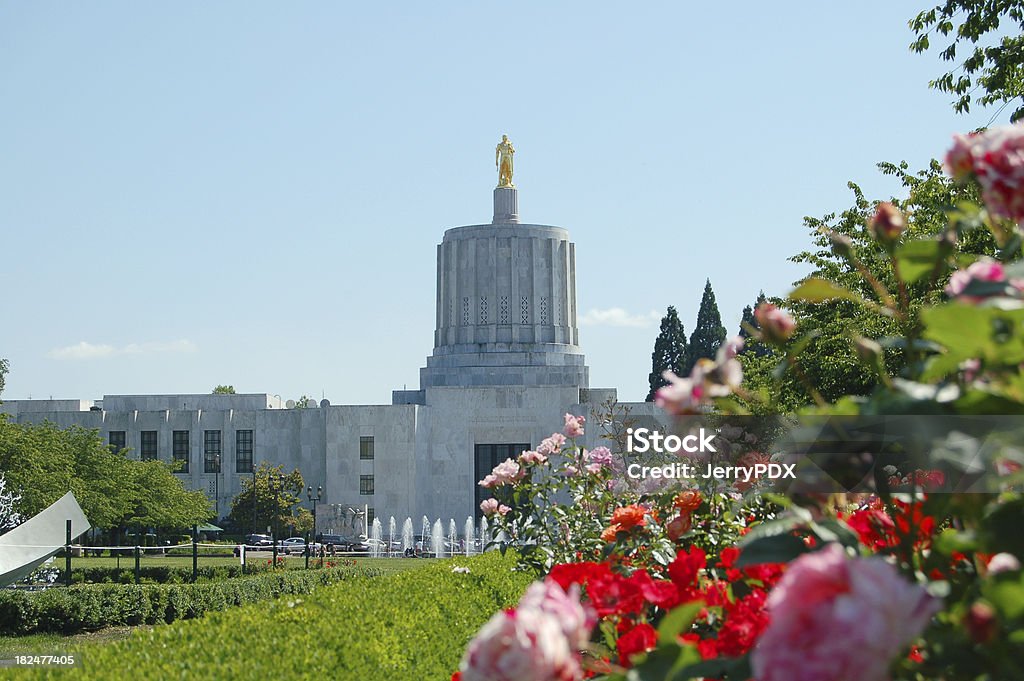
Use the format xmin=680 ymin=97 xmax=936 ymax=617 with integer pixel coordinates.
xmin=245 ymin=534 xmax=273 ymax=548
xmin=279 ymin=537 xmax=322 ymax=555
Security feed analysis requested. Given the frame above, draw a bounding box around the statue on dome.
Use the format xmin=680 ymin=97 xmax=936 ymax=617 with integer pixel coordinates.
xmin=495 ymin=134 xmax=515 ymax=187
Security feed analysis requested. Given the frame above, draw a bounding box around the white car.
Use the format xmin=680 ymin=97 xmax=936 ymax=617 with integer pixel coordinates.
xmin=279 ymin=537 xmax=322 ymax=555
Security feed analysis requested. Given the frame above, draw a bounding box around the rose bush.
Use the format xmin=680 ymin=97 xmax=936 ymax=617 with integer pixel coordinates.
xmin=457 ymin=124 xmax=1024 ymax=680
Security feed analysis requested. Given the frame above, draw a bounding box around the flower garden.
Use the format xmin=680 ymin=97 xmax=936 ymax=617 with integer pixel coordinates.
xmin=451 ymin=126 xmax=1024 ymax=681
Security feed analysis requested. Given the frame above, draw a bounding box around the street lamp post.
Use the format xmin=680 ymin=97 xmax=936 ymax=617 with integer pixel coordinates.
xmin=307 ymin=485 xmax=323 ymax=542
xmin=269 ymin=473 xmax=284 ymax=567
xmin=252 ymin=466 xmax=257 ymax=536
xmin=305 ymin=483 xmax=321 ymax=557
xmin=213 ymin=453 xmax=221 ymax=521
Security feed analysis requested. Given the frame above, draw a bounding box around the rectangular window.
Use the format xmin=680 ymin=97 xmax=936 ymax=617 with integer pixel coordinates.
xmin=359 ymin=475 xmax=374 ymax=495
xmin=474 ymin=443 xmax=530 ymax=513
xmin=236 ymin=430 xmax=253 ymax=473
xmin=173 ymin=430 xmax=189 ymax=473
xmin=108 ymin=431 xmax=126 ymax=452
xmin=204 ymin=430 xmax=222 ymax=473
xmin=359 ymin=436 xmax=374 ymax=460
xmin=367 ymin=507 xmax=375 ymax=526
xmin=140 ymin=431 xmax=158 ymax=461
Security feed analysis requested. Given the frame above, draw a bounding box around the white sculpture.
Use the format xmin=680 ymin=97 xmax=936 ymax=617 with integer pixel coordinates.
xmin=0 ymin=491 xmax=90 ymax=587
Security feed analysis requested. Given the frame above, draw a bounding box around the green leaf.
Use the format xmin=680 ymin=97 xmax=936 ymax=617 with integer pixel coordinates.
xmin=789 ymin=278 xmax=867 ymax=304
xmin=984 ymin=572 xmax=1024 ymax=621
xmin=894 ymin=239 xmax=945 ymax=284
xmin=922 ymin=304 xmax=1024 ymax=379
xmin=735 ymin=532 xmax=809 ymax=567
xmin=657 ymin=602 xmax=703 ymax=646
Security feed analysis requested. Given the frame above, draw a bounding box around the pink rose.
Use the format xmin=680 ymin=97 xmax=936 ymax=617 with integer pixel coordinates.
xmin=582 ymin=446 xmax=613 ymax=474
xmin=563 ymin=413 xmax=585 ymax=438
xmin=518 ymin=580 xmax=595 ymax=649
xmin=497 ymin=504 xmax=511 ymax=516
xmin=987 ymin=552 xmax=1021 ymax=575
xmin=945 ymin=257 xmax=1018 ymax=302
xmin=655 ymin=370 xmax=704 ymax=415
xmin=478 ymin=458 xmax=524 ymax=488
xmin=945 ymin=125 xmax=1024 ymax=222
xmin=538 ymin=433 xmax=567 ymax=455
xmin=519 ymin=450 xmax=548 ymax=466
xmin=480 ymin=498 xmax=499 ymax=516
xmin=460 ymin=608 xmax=581 ymax=681
xmin=752 ymin=544 xmax=938 ymax=681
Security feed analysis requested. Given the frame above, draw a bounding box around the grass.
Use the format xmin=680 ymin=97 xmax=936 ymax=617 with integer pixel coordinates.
xmin=0 ymin=627 xmax=140 ymax=658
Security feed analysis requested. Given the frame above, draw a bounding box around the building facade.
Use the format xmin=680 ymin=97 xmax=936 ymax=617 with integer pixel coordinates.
xmin=2 ymin=183 xmax=669 ymax=531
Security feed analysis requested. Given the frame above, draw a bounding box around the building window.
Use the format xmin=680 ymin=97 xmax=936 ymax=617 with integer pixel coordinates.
xmin=359 ymin=475 xmax=374 ymax=495
xmin=475 ymin=443 xmax=530 ymax=512
xmin=204 ymin=430 xmax=222 ymax=473
xmin=140 ymin=431 xmax=157 ymax=461
xmin=359 ymin=436 xmax=374 ymax=460
xmin=236 ymin=430 xmax=253 ymax=473
xmin=367 ymin=507 xmax=375 ymax=525
xmin=173 ymin=430 xmax=189 ymax=473
xmin=109 ymin=431 xmax=126 ymax=452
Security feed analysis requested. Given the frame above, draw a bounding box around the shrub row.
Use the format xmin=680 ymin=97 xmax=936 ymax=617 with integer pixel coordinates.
xmin=61 ymin=562 xmax=286 ymax=584
xmin=0 ymin=564 xmax=376 ymax=636
xmin=22 ymin=552 xmax=532 ymax=681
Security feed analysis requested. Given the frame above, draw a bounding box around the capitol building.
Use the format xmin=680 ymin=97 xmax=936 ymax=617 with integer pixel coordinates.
xmin=1 ymin=142 xmax=667 ymax=530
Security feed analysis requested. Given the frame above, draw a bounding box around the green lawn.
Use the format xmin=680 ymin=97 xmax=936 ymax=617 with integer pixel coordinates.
xmin=0 ymin=627 xmax=140 ymax=658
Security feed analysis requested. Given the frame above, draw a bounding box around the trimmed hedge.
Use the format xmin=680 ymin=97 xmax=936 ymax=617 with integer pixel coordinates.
xmin=0 ymin=564 xmax=376 ymax=636
xmin=21 ymin=552 xmax=532 ymax=680
xmin=61 ymin=562 xmax=297 ymax=584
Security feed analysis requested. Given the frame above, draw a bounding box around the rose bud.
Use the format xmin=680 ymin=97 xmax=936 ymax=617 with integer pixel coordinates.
xmin=754 ymin=303 xmax=796 ymax=345
xmin=867 ymin=202 xmax=906 ymax=244
xmin=965 ymin=601 xmax=999 ymax=644
xmin=853 ymin=336 xmax=883 ymax=365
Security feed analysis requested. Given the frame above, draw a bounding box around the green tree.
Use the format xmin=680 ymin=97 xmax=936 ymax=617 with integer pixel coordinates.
xmin=738 ymin=292 xmax=771 ymax=356
xmin=910 ymin=1 xmax=1024 ymax=121
xmin=212 ymin=385 xmax=236 ymax=394
xmin=0 ymin=419 xmax=209 ymax=533
xmin=741 ymin=159 xmax=994 ymax=411
xmin=0 ymin=358 xmax=8 ymax=398
xmin=225 ymin=462 xmax=306 ymax=536
xmin=295 ymin=395 xmax=313 ymax=409
xmin=646 ymin=306 xmax=688 ymax=401
xmin=684 ymin=280 xmax=726 ymax=375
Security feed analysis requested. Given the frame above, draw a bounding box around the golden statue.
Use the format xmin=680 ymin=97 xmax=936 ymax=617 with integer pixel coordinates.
xmin=495 ymin=134 xmax=515 ymax=187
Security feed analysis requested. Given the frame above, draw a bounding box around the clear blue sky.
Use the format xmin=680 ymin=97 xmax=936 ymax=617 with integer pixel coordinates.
xmin=0 ymin=2 xmax=1009 ymax=404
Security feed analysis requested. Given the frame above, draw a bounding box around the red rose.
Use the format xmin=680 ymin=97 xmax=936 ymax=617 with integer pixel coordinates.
xmin=617 ymin=623 xmax=657 ymax=665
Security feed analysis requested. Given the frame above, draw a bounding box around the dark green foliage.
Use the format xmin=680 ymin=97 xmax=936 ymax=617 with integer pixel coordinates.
xmin=225 ymin=462 xmax=305 ymax=535
xmin=910 ymin=1 xmax=1024 ymax=121
xmin=0 ymin=564 xmax=373 ymax=636
xmin=646 ymin=306 xmax=688 ymax=401
xmin=684 ymin=280 xmax=726 ymax=375
xmin=0 ymin=419 xmax=210 ymax=531
xmin=60 ymin=563 xmax=280 ymax=585
xmin=738 ymin=292 xmax=771 ymax=357
xmin=0 ymin=358 xmax=8 ymax=397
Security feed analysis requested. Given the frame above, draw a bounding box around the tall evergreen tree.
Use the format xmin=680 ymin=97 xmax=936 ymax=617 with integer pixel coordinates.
xmin=646 ymin=307 xmax=688 ymax=401
xmin=738 ymin=291 xmax=770 ymax=356
xmin=684 ymin=280 xmax=727 ymax=374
